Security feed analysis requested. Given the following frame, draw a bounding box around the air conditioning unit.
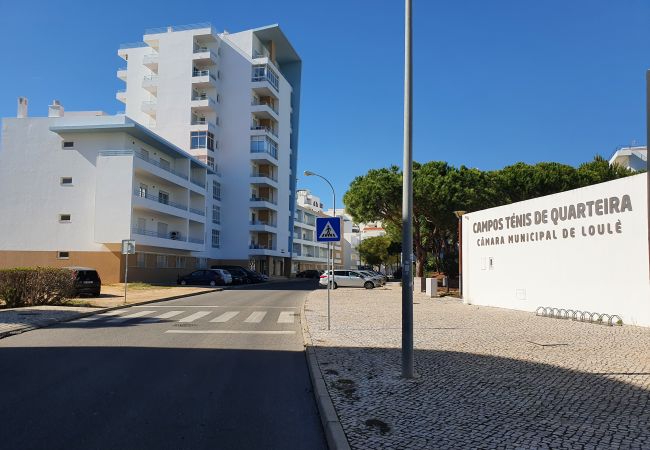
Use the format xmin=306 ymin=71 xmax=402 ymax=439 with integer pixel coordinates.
xmin=170 ymin=231 xmax=180 ymax=240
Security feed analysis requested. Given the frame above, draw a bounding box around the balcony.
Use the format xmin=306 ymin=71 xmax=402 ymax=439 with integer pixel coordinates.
xmin=250 ymin=125 xmax=278 ymax=138
xmin=188 ymin=237 xmax=205 ymax=245
xmin=192 ymin=69 xmax=217 ymax=88
xmin=133 ymin=189 xmax=188 ymax=212
xmin=249 ymin=195 xmax=278 ymax=210
xmin=141 ymin=100 xmax=157 ymax=117
xmin=116 ymin=90 xmax=127 ymax=104
xmin=250 ymin=195 xmax=277 ymax=205
xmin=190 ymin=119 xmax=217 ymax=135
xmin=117 ymin=67 xmax=127 ymax=81
xmin=190 ymin=177 xmax=206 ymax=189
xmin=193 ymin=47 xmax=218 ymax=64
xmin=133 ymin=149 xmax=188 ymax=181
xmin=251 ymin=99 xmax=279 ymax=120
xmin=143 ymin=53 xmax=159 ymax=72
xmin=248 ymin=242 xmax=277 ymax=256
xmin=252 ymin=64 xmax=279 ymax=93
xmin=249 ymin=220 xmax=277 ymax=232
xmin=132 ymin=227 xmax=204 ymax=251
xmin=142 ymin=75 xmax=158 ymax=94
xmin=190 ymin=95 xmax=217 ymax=113
xmin=250 ymin=138 xmax=278 ymax=161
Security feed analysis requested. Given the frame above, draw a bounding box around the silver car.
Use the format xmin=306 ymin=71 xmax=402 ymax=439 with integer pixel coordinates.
xmin=359 ymin=270 xmax=385 ymax=286
xmin=319 ymin=270 xmax=377 ymax=289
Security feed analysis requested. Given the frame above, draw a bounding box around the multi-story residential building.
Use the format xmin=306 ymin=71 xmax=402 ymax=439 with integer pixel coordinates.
xmin=0 ymin=23 xmax=301 ymax=282
xmin=292 ymin=190 xmax=329 ymax=273
xmin=326 ymin=209 xmax=386 ymax=269
xmin=609 ymin=145 xmax=647 ymax=171
xmin=116 ymin=23 xmax=301 ymax=276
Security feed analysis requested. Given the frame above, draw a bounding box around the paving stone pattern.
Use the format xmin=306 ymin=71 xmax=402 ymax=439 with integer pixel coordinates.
xmin=0 ymin=306 xmax=98 ymax=338
xmin=304 ymin=284 xmax=650 ymax=449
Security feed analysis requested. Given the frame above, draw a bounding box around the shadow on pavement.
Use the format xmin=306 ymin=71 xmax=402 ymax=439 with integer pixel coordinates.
xmin=0 ymin=346 xmax=327 ymax=450
xmin=314 ymin=347 xmax=650 ymax=449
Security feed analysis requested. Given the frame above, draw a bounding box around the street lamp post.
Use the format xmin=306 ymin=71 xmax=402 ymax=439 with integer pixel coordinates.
xmin=454 ymin=211 xmax=467 ymax=298
xmin=304 ymin=170 xmax=335 ymax=331
xmin=401 ymin=0 xmax=414 ymax=379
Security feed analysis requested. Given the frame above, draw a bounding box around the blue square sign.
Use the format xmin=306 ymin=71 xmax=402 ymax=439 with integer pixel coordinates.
xmin=316 ymin=217 xmax=341 ymax=242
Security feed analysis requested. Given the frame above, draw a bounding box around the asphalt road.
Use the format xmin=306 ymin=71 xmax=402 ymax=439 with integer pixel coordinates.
xmin=0 ymin=279 xmax=327 ymax=450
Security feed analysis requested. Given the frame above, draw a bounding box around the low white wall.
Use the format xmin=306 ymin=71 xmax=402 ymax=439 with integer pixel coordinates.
xmin=462 ymin=174 xmax=650 ymax=327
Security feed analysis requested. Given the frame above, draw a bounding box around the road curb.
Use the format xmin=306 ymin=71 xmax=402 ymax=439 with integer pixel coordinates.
xmin=301 ymin=296 xmax=351 ymax=450
xmin=0 ymin=288 xmax=221 ymax=340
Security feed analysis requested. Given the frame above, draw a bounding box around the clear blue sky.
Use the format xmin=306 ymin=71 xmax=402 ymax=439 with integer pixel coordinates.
xmin=1 ymin=0 xmax=648 ymax=208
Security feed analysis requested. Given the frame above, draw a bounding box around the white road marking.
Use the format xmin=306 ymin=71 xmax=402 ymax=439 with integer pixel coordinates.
xmin=134 ymin=305 xmax=224 ymax=308
xmin=106 ymin=310 xmax=155 ymax=322
xmin=165 ymin=330 xmax=295 ymax=335
xmin=77 ymin=310 xmax=124 ymax=321
xmin=277 ymin=311 xmax=295 ymax=324
xmin=155 ymin=311 xmax=185 ymax=319
xmin=178 ymin=311 xmax=211 ymax=322
xmin=210 ymin=311 xmax=239 ymax=323
xmin=244 ymin=311 xmax=267 ymax=323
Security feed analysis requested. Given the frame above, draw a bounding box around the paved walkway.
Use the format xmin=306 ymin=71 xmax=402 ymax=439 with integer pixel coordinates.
xmin=304 ymin=283 xmax=650 ymax=449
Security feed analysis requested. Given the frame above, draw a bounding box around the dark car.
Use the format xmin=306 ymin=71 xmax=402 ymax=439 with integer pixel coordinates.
xmin=220 ymin=268 xmax=247 ymax=285
xmin=296 ymin=269 xmax=321 ymax=279
xmin=66 ymin=267 xmax=101 ymax=297
xmin=178 ymin=269 xmax=226 ymax=286
xmin=211 ymin=265 xmax=266 ymax=283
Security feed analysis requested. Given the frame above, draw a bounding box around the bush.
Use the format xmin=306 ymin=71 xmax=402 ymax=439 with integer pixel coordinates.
xmin=0 ymin=267 xmax=75 ymax=308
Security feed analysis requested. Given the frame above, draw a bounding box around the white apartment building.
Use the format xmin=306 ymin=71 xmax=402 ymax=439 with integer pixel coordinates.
xmin=609 ymin=146 xmax=647 ymax=171
xmin=326 ymin=209 xmax=386 ymax=269
xmin=291 ymin=190 xmax=331 ymax=273
xmin=0 ymin=23 xmax=301 ymax=282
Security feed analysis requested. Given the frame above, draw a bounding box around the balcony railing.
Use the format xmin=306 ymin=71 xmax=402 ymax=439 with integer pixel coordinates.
xmin=133 ymin=189 xmax=188 ymax=211
xmin=134 ymin=149 xmax=187 ymax=179
xmin=249 ymin=243 xmax=277 ymax=250
xmin=251 ymin=125 xmax=278 ymax=137
xmin=143 ymin=75 xmax=158 ymax=82
xmin=250 ymin=220 xmax=277 ymax=227
xmin=132 ymin=228 xmax=187 ymax=242
xmin=250 ymin=171 xmax=278 ymax=181
xmin=193 ymin=69 xmax=216 ymax=79
xmin=143 ymin=53 xmax=159 ymax=64
xmin=188 ymin=237 xmax=205 ymax=244
xmin=251 ymin=99 xmax=279 ymax=114
xmin=189 ymin=207 xmax=205 ymax=216
xmin=190 ymin=177 xmax=206 ymax=189
xmin=250 ymin=144 xmax=278 ymax=159
xmin=252 ymin=64 xmax=279 ymax=91
xmin=250 ymin=196 xmax=277 ymax=205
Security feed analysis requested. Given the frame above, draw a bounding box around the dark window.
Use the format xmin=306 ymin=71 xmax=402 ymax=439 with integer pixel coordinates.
xmin=57 ymin=251 xmax=70 ymax=259
xmin=62 ymin=141 xmax=74 ymax=148
xmin=59 ymin=214 xmax=71 ymax=222
xmin=61 ymin=177 xmax=73 ymax=185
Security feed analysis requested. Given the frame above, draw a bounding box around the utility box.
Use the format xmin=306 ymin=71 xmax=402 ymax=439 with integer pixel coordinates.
xmin=425 ymin=278 xmax=438 ymax=298
xmin=413 ymin=277 xmax=425 ymax=293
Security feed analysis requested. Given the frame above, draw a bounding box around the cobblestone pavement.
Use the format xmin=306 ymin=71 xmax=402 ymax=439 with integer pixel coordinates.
xmin=0 ymin=306 xmax=98 ymax=338
xmin=304 ymin=284 xmax=650 ymax=449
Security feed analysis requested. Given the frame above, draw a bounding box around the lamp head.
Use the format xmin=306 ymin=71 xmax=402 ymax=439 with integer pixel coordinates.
xmin=304 ymin=170 xmax=315 ymax=176
xmin=454 ymin=210 xmax=467 ymax=219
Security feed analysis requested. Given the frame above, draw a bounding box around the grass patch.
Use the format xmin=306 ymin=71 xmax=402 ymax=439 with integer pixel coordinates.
xmin=65 ymin=299 xmax=96 ymax=307
xmin=108 ymin=283 xmax=172 ymax=290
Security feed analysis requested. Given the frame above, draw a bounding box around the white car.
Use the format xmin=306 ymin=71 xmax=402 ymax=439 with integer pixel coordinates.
xmin=210 ymin=269 xmax=232 ymax=285
xmin=319 ymin=270 xmax=377 ymax=289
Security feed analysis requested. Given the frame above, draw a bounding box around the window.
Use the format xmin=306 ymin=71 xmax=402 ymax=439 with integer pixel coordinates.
xmin=158 ymin=190 xmax=169 ymax=205
xmin=139 ymin=184 xmax=148 ymax=197
xmin=212 ymin=181 xmax=221 ymax=200
xmin=60 ymin=177 xmax=73 ymax=186
xmin=190 ymin=131 xmax=215 ymax=150
xmin=207 ymin=156 xmax=215 ymax=169
xmin=176 ymin=257 xmax=186 ymax=269
xmin=59 ymin=214 xmax=71 ymax=222
xmin=212 ymin=205 xmax=220 ymax=224
xmin=62 ymin=141 xmax=74 ymax=149
xmin=156 ymin=255 xmax=168 ymax=268
xmin=159 ymin=158 xmax=170 ymax=170
xmin=212 ymin=230 xmax=220 ymax=248
xmin=57 ymin=251 xmax=70 ymax=259
xmin=197 ymin=257 xmax=207 ymax=269
xmin=136 ymin=253 xmax=146 ymax=268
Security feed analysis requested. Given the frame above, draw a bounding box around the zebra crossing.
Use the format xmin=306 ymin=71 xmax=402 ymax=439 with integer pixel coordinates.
xmin=77 ymin=308 xmax=297 ymax=326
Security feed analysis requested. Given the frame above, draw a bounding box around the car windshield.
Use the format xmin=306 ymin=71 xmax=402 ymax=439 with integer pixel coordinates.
xmin=76 ymin=271 xmax=99 ymax=282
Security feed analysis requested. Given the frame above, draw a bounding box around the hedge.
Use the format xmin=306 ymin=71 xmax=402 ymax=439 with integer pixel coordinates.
xmin=0 ymin=267 xmax=75 ymax=308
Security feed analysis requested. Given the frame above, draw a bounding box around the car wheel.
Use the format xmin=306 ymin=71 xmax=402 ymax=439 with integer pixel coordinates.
xmin=333 ymin=282 xmax=338 ymax=289
xmin=364 ymin=281 xmax=374 ymax=289
xmin=180 ymin=280 xmax=187 ymax=286
xmin=209 ymin=280 xmax=216 ymax=287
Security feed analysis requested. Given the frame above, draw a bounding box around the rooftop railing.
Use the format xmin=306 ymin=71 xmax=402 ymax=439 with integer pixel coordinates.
xmin=145 ymin=23 xmax=212 ymax=34
xmin=119 ymin=42 xmax=148 ymax=50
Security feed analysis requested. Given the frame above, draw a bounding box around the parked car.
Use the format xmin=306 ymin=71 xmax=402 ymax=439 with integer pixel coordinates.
xmin=319 ymin=270 xmax=377 ymax=289
xmin=219 ymin=268 xmax=246 ymax=285
xmin=66 ymin=267 xmax=101 ymax=297
xmin=211 ymin=269 xmax=232 ymax=285
xmin=359 ymin=270 xmax=385 ymax=286
xmin=211 ymin=266 xmax=266 ymax=284
xmin=177 ymin=269 xmax=227 ymax=286
xmin=296 ymin=269 xmax=321 ymax=279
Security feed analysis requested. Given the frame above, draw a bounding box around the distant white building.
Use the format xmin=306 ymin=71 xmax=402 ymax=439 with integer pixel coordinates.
xmin=325 ymin=209 xmax=386 ymax=269
xmin=0 ymin=23 xmax=302 ymax=281
xmin=609 ymin=146 xmax=647 ymax=171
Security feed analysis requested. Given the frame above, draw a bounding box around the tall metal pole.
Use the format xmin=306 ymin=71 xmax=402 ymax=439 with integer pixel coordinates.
xmin=327 ymin=241 xmax=331 ymax=330
xmin=646 ymin=70 xmax=649 ymax=280
xmin=458 ymin=216 xmax=463 ymax=297
xmin=401 ymin=0 xmax=414 ymax=379
xmin=124 ymin=253 xmax=128 ymax=304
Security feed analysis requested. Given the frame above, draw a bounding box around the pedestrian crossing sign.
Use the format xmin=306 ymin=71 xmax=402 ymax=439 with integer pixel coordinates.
xmin=316 ymin=217 xmax=341 ymax=242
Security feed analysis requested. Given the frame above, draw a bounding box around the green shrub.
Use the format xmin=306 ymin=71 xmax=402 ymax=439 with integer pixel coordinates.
xmin=0 ymin=267 xmax=75 ymax=308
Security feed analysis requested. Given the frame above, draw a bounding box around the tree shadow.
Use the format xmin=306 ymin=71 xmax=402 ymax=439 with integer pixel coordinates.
xmin=314 ymin=347 xmax=650 ymax=449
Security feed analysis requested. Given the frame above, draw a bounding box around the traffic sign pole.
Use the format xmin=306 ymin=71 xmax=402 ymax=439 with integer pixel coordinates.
xmin=124 ymin=252 xmax=128 ymax=304
xmin=315 ymin=216 xmax=340 ymax=331
xmin=327 ymin=241 xmax=331 ymax=330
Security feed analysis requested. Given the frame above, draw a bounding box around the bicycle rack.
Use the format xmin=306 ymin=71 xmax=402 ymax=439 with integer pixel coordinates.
xmin=535 ymin=306 xmax=622 ymax=326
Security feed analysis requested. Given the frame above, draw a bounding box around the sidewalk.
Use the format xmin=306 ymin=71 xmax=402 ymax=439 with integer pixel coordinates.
xmin=303 ymin=283 xmax=650 ymax=449
xmin=0 ymin=284 xmax=218 ymax=339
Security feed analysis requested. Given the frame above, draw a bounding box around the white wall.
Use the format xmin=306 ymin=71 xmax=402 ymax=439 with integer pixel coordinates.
xmin=462 ymin=174 xmax=650 ymax=327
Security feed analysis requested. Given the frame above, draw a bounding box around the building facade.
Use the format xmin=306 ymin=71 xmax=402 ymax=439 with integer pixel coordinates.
xmin=0 ymin=23 xmax=301 ymax=282
xmin=609 ymin=146 xmax=647 ymax=172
